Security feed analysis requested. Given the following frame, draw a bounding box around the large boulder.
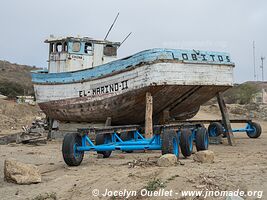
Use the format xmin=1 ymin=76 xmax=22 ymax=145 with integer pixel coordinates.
xmin=4 ymin=159 xmax=41 ymax=184
xmin=193 ymin=150 xmax=214 ymax=163
xmin=157 ymin=154 xmax=177 ymax=167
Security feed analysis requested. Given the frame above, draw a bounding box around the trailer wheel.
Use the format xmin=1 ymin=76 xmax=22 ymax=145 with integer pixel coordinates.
xmin=162 ymin=129 xmax=179 ymax=157
xmin=208 ymin=122 xmax=224 ymax=137
xmin=120 ymin=132 xmax=134 ymax=153
xmin=62 ymin=133 xmax=84 ymax=166
xmin=96 ymin=134 xmax=112 ymax=158
xmin=195 ymin=127 xmax=209 ymax=151
xmin=180 ymin=128 xmax=193 ymax=158
xmin=246 ymin=122 xmax=262 ymax=138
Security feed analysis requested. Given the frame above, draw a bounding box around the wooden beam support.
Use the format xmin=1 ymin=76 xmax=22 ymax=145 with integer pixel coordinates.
xmin=216 ymin=92 xmax=234 ymax=146
xmin=145 ymin=92 xmax=153 ymax=138
xmin=105 ymin=117 xmax=112 ymax=127
xmin=47 ymin=117 xmax=54 ymax=140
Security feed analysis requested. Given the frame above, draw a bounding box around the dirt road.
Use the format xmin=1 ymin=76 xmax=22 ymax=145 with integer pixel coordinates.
xmin=0 ymin=109 xmax=266 ymax=200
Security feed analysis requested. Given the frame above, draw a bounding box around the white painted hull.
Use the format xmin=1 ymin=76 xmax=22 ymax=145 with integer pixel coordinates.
xmin=33 ymin=61 xmax=234 ymax=124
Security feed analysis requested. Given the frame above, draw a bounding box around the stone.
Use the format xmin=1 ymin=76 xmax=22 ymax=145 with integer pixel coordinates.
xmin=157 ymin=154 xmax=177 ymax=167
xmin=193 ymin=150 xmax=214 ymax=163
xmin=4 ymin=159 xmax=41 ymax=184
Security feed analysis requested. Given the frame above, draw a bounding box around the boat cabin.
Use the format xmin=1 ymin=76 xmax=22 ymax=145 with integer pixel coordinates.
xmin=45 ymin=36 xmax=121 ymax=73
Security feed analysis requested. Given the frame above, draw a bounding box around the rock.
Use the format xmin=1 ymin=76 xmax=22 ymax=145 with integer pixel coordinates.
xmin=193 ymin=150 xmax=214 ymax=163
xmin=157 ymin=154 xmax=177 ymax=167
xmin=4 ymin=159 xmax=41 ymax=184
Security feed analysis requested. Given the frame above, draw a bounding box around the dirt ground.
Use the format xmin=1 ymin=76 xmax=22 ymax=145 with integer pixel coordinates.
xmin=0 ymin=108 xmax=266 ymax=200
xmin=0 ymin=99 xmax=43 ymax=136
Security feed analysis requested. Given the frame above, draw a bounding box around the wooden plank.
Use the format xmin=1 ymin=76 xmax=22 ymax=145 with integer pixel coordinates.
xmin=216 ymin=92 xmax=234 ymax=146
xmin=47 ymin=117 xmax=54 ymax=140
xmin=145 ymin=92 xmax=153 ymax=138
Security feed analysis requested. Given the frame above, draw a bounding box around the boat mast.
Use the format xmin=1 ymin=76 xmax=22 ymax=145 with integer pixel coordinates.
xmin=104 ymin=12 xmax=120 ymax=40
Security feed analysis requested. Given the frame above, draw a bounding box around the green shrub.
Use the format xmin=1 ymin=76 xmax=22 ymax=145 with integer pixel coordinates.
xmin=224 ymin=83 xmax=258 ymax=104
xmin=0 ymin=81 xmax=33 ymax=99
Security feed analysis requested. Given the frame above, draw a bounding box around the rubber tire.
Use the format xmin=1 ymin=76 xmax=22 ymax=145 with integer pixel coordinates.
xmin=246 ymin=122 xmax=262 ymax=138
xmin=120 ymin=132 xmax=134 ymax=153
xmin=95 ymin=134 xmax=112 ymax=158
xmin=62 ymin=133 xmax=84 ymax=166
xmin=161 ymin=129 xmax=179 ymax=157
xmin=180 ymin=128 xmax=193 ymax=158
xmin=195 ymin=127 xmax=209 ymax=151
xmin=208 ymin=122 xmax=224 ymax=137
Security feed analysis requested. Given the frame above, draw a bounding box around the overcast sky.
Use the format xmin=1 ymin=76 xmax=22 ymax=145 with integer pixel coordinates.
xmin=0 ymin=0 xmax=266 ymax=83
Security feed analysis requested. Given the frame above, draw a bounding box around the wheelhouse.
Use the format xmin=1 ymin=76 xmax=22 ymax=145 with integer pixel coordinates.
xmin=46 ymin=36 xmax=121 ymax=73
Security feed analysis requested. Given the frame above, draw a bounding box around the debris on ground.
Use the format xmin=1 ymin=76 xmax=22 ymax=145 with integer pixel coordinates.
xmin=31 ymin=192 xmax=57 ymax=200
xmin=193 ymin=150 xmax=214 ymax=163
xmin=157 ymin=154 xmax=178 ymax=167
xmin=4 ymin=159 xmax=41 ymax=184
xmin=144 ymin=178 xmax=166 ymax=191
xmin=126 ymin=158 xmax=158 ymax=168
xmin=16 ymin=117 xmax=48 ymax=144
xmin=0 ymin=116 xmax=48 ymax=145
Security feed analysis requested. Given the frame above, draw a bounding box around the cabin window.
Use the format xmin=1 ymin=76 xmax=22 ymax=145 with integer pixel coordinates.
xmin=72 ymin=42 xmax=81 ymax=52
xmin=63 ymin=42 xmax=68 ymax=52
xmin=56 ymin=43 xmax=62 ymax=52
xmin=49 ymin=43 xmax=54 ymax=53
xmin=84 ymin=42 xmax=93 ymax=54
xmin=103 ymin=45 xmax=117 ymax=56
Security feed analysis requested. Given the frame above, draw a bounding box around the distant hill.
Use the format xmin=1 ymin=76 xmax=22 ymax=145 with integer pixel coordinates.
xmin=0 ymin=60 xmax=39 ymax=98
xmin=218 ymin=81 xmax=267 ymax=104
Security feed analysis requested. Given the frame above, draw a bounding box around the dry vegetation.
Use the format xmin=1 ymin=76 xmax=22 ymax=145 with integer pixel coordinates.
xmin=0 ymin=60 xmax=38 ymax=98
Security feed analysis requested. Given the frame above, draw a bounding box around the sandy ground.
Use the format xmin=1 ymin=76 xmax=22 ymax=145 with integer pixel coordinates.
xmin=0 ymin=109 xmax=266 ymax=200
xmin=0 ymin=100 xmax=43 ymax=136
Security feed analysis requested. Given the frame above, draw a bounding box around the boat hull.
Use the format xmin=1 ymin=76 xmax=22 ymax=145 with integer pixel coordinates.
xmin=38 ymin=85 xmax=229 ymax=125
xmin=32 ymin=48 xmax=234 ymax=125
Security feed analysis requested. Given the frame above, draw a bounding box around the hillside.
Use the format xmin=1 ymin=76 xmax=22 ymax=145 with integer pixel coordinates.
xmin=0 ymin=60 xmax=39 ymax=98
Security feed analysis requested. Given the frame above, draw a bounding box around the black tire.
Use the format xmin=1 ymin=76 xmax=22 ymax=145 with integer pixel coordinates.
xmin=95 ymin=134 xmax=112 ymax=158
xmin=208 ymin=122 xmax=224 ymax=137
xmin=180 ymin=128 xmax=193 ymax=157
xmin=161 ymin=129 xmax=179 ymax=157
xmin=120 ymin=132 xmax=134 ymax=153
xmin=62 ymin=133 xmax=84 ymax=166
xmin=195 ymin=127 xmax=209 ymax=151
xmin=246 ymin=122 xmax=262 ymax=138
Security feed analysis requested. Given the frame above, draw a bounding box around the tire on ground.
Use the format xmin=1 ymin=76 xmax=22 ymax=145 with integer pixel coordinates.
xmin=161 ymin=129 xmax=179 ymax=157
xmin=246 ymin=122 xmax=262 ymax=138
xmin=195 ymin=127 xmax=209 ymax=151
xmin=62 ymin=133 xmax=84 ymax=166
xmin=120 ymin=132 xmax=134 ymax=153
xmin=96 ymin=134 xmax=112 ymax=158
xmin=208 ymin=122 xmax=224 ymax=137
xmin=180 ymin=128 xmax=193 ymax=158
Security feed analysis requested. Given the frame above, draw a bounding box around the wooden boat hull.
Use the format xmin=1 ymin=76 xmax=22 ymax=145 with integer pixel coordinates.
xmin=38 ymin=85 xmax=229 ymax=125
xmin=32 ymin=49 xmax=234 ymax=125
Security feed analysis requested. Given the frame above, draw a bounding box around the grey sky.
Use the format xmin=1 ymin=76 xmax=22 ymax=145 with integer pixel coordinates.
xmin=0 ymin=0 xmax=266 ymax=83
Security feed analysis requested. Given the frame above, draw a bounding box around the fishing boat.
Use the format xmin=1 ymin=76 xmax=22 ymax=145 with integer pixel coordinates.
xmin=31 ymin=36 xmax=234 ymax=125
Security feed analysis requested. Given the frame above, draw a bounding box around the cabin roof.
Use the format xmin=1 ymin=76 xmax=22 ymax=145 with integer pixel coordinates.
xmin=45 ymin=36 xmax=121 ymax=46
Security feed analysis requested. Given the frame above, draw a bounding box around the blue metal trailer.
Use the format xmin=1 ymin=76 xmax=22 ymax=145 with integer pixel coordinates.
xmin=62 ymin=123 xmax=209 ymax=166
xmin=61 ymin=120 xmax=261 ymax=166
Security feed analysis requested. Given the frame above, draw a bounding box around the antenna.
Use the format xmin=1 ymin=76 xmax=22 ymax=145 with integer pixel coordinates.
xmin=260 ymin=56 xmax=265 ymax=81
xmin=253 ymin=41 xmax=256 ymax=80
xmin=104 ymin=12 xmax=120 ymax=40
xmin=119 ymin=32 xmax=132 ymax=48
